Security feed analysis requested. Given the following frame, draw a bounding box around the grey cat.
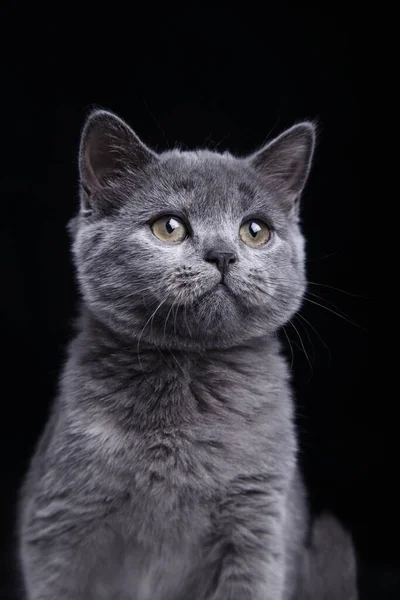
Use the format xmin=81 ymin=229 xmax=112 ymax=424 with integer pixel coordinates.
xmin=18 ymin=110 xmax=358 ymax=600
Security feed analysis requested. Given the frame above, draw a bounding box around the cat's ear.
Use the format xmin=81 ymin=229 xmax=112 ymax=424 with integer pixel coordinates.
xmin=79 ymin=109 xmax=157 ymax=210
xmin=248 ymin=122 xmax=316 ymax=211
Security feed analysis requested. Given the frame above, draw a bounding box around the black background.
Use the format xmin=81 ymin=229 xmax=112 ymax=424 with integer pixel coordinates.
xmin=1 ymin=5 xmax=382 ymax=599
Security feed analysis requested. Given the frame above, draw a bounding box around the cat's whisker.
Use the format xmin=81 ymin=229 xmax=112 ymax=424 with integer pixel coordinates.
xmin=168 ymin=349 xmax=187 ymax=377
xmin=251 ymin=282 xmax=301 ymax=308
xmin=272 ymin=276 xmax=368 ymax=299
xmin=282 ymin=326 xmax=294 ymax=371
xmin=184 ymin=304 xmax=192 ymax=338
xmin=163 ymin=303 xmax=175 ymax=345
xmin=269 ymin=277 xmax=356 ymax=314
xmin=139 ymin=297 xmax=183 ymax=375
xmin=296 ymin=313 xmax=331 ymax=366
xmin=150 ymin=300 xmax=164 ymax=337
xmin=270 ymin=278 xmax=361 ymax=327
xmin=289 ymin=319 xmax=313 ymax=376
xmin=307 ymin=281 xmax=369 ymax=299
xmin=162 ymin=301 xmax=187 ymax=377
xmin=293 ymin=314 xmax=315 ymax=362
xmin=303 ymin=291 xmax=357 ymax=323
xmin=302 ymin=297 xmax=365 ymax=330
xmin=171 ymin=302 xmax=187 ymax=358
xmin=306 ymin=250 xmax=340 ymax=263
xmin=136 ymin=298 xmax=168 ymax=374
xmin=173 ymin=302 xmax=180 ymax=343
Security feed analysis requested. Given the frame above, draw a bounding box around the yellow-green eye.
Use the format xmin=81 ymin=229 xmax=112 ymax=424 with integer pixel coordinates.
xmin=239 ymin=219 xmax=270 ymax=247
xmin=151 ymin=215 xmax=187 ymax=243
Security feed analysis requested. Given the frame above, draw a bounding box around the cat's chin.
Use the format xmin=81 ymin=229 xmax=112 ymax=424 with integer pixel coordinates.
xmin=188 ymin=287 xmax=245 ymax=340
xmin=195 ymin=280 xmax=234 ymax=301
xmin=198 ymin=283 xmax=236 ymax=309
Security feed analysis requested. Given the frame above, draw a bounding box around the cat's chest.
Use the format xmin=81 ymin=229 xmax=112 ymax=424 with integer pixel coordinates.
xmin=111 ymin=421 xmax=267 ymax=549
xmin=130 ymin=376 xmax=274 ymax=487
xmin=85 ymin=367 xmax=285 ymax=492
xmin=80 ymin=359 xmax=290 ymax=514
xmin=134 ymin=422 xmax=253 ymax=490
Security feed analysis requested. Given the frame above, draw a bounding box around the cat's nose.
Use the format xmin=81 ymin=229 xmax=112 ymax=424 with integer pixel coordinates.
xmin=205 ymin=250 xmax=237 ymax=275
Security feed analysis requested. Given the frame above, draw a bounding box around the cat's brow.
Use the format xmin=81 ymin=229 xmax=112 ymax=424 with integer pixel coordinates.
xmin=171 ymin=179 xmax=196 ymax=193
xmin=237 ymin=182 xmax=257 ymax=209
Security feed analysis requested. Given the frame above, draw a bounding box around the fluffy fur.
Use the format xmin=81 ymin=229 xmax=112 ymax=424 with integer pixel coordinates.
xmin=18 ymin=110 xmax=358 ymax=599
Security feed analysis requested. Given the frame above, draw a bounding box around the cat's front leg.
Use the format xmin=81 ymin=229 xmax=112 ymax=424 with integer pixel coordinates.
xmin=207 ymin=474 xmax=286 ymax=600
xmin=21 ymin=538 xmax=90 ymax=600
xmin=19 ymin=498 xmax=115 ymax=600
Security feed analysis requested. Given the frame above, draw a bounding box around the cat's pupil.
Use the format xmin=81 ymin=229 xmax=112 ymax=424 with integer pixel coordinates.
xmin=249 ymin=221 xmax=261 ymax=238
xmin=166 ymin=218 xmax=179 ymax=234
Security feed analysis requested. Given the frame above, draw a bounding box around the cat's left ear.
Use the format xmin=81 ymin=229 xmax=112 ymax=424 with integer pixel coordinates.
xmin=79 ymin=109 xmax=157 ymax=210
xmin=248 ymin=122 xmax=316 ymax=212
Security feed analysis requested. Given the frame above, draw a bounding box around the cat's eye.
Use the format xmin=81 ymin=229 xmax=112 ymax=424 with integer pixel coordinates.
xmin=239 ymin=219 xmax=271 ymax=247
xmin=151 ymin=215 xmax=188 ymax=243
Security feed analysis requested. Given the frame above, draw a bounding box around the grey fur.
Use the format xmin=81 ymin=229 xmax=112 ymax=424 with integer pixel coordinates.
xmin=18 ymin=110 xmax=357 ymax=599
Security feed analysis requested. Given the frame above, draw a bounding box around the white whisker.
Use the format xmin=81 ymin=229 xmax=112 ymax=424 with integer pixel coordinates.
xmin=136 ymin=298 xmax=167 ymax=374
xmin=297 ymin=313 xmax=331 ymax=365
xmin=289 ymin=319 xmax=313 ymax=376
xmin=282 ymin=326 xmax=294 ymax=371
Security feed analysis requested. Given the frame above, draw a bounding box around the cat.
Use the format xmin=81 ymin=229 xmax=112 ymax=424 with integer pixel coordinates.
xmin=17 ymin=109 xmax=358 ymax=600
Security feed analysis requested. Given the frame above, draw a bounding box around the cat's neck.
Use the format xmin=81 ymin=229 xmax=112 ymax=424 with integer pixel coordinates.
xmin=73 ymin=305 xmax=278 ymax=370
xmin=65 ymin=305 xmax=286 ymax=431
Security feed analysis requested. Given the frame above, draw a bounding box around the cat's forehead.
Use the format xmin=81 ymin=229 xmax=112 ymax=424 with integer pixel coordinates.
xmin=142 ymin=149 xmax=266 ymax=218
xmin=160 ymin=149 xmax=250 ymax=186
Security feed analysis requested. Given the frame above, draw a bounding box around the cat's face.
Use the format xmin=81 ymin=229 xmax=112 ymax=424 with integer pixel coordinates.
xmin=72 ymin=111 xmax=315 ymax=349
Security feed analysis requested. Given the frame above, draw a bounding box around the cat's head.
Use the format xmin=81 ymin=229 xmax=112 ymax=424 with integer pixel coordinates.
xmin=71 ymin=110 xmax=315 ymax=349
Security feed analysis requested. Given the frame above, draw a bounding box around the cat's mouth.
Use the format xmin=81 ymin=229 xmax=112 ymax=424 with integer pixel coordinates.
xmin=195 ymin=281 xmax=232 ymax=304
xmin=212 ymin=282 xmax=231 ymax=294
xmin=211 ymin=282 xmax=239 ymax=303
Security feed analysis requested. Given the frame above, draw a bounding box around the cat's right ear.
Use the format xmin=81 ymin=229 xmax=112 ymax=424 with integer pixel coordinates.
xmin=79 ymin=109 xmax=157 ymax=212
